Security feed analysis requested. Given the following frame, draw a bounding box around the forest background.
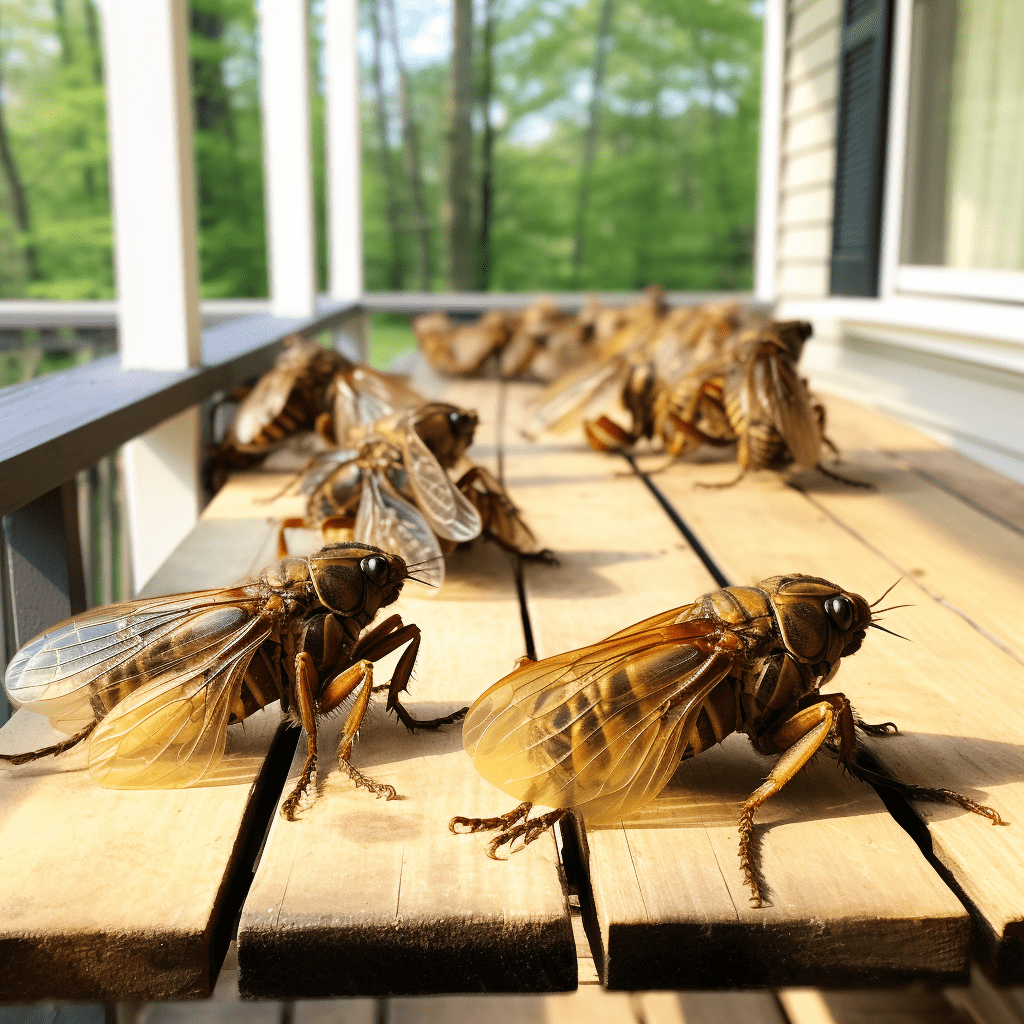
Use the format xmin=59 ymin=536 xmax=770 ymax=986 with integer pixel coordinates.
xmin=0 ymin=0 xmax=763 ymax=311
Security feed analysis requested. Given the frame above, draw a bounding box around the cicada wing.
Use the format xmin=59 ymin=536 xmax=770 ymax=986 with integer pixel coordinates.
xmin=402 ymin=429 xmax=481 ymax=543
xmin=522 ymin=359 xmax=629 ymax=440
xmin=231 ymin=370 xmax=296 ymax=446
xmin=299 ymin=448 xmax=360 ymax=496
xmin=4 ymin=588 xmax=262 ymax=734
xmin=354 ymin=472 xmax=446 ymax=588
xmin=753 ymin=350 xmax=820 ymax=470
xmin=87 ymin=609 xmax=273 ymax=789
xmin=464 ymin=620 xmax=735 ymax=820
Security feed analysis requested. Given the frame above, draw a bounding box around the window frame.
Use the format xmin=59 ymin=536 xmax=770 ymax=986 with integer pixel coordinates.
xmin=879 ymin=0 xmax=1024 ymax=307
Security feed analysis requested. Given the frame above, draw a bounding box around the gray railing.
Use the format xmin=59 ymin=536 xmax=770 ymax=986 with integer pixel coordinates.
xmin=0 ymin=290 xmax=762 ymax=730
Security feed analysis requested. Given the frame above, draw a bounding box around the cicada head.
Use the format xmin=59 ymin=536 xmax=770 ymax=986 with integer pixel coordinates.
xmin=761 ymin=575 xmax=872 ymax=679
xmin=307 ymin=542 xmax=409 ymax=625
xmin=411 ymin=403 xmax=478 ymax=469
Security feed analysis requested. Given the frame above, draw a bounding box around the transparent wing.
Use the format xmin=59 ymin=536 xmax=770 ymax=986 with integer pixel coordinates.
xmin=463 ymin=619 xmax=736 ymax=821
xmin=355 ymin=472 xmax=446 ymax=588
xmin=4 ymin=588 xmax=262 ymax=733
xmin=753 ymin=350 xmax=820 ymax=470
xmin=402 ymin=429 xmax=482 ymax=543
xmin=231 ymin=370 xmax=297 ymax=446
xmin=87 ymin=610 xmax=273 ymax=789
xmin=522 ymin=359 xmax=629 ymax=440
xmin=300 ymin=448 xmax=360 ymax=496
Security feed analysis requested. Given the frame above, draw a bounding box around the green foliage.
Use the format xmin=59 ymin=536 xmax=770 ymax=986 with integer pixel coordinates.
xmin=0 ymin=0 xmax=762 ymax=302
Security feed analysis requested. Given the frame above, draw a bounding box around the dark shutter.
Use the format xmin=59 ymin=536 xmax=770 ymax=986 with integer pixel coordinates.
xmin=829 ymin=0 xmax=894 ymax=296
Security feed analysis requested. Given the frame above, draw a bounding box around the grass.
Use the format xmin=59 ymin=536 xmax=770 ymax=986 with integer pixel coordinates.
xmin=368 ymin=312 xmax=417 ymax=370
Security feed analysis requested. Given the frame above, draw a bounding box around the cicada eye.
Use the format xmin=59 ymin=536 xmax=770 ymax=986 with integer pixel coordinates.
xmin=360 ymin=555 xmax=389 ymax=587
xmin=825 ymin=595 xmax=854 ymax=631
xmin=449 ymin=410 xmax=465 ymax=432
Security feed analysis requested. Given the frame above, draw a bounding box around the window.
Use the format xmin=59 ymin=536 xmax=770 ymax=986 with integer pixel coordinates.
xmin=898 ymin=0 xmax=1024 ymax=302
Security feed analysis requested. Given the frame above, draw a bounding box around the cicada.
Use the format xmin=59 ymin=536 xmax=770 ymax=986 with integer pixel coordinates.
xmin=698 ymin=321 xmax=868 ymax=488
xmin=450 ymin=574 xmax=1006 ymax=906
xmin=1 ymin=543 xmax=463 ymax=819
xmin=412 ymin=310 xmax=514 ymax=376
xmin=287 ymin=402 xmax=551 ymax=585
xmin=206 ymin=336 xmax=354 ymax=489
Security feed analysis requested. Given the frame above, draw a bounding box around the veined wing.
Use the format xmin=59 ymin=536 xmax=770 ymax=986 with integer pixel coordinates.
xmin=752 ymin=349 xmax=820 ymax=469
xmin=355 ymin=472 xmax=445 ymax=588
xmin=232 ymin=368 xmax=299 ymax=446
xmin=4 ymin=588 xmax=263 ymax=733
xmin=402 ymin=428 xmax=481 ymax=543
xmin=300 ymin=448 xmax=360 ymax=496
xmin=522 ymin=359 xmax=629 ymax=440
xmin=464 ymin=620 xmax=736 ymax=822
xmin=87 ymin=609 xmax=273 ymax=788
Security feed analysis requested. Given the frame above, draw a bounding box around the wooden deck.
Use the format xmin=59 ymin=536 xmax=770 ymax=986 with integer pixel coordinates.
xmin=1 ymin=368 xmax=1023 ymax=1018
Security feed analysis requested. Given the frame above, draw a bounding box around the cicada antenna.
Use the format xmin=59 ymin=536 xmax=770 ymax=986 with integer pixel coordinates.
xmin=870 ymin=579 xmax=901 ymax=608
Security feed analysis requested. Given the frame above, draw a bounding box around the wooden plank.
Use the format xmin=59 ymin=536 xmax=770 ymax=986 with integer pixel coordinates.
xmin=646 ymin=459 xmax=1024 ymax=981
xmin=779 ymin=988 xmax=970 ymax=1024
xmin=788 ymin=21 xmax=840 ymax=78
xmin=500 ymin=390 xmax=969 ymax=990
xmin=236 ymin=381 xmax=575 ymax=998
xmin=389 ymin=987 xmax=637 ymax=1024
xmin=822 ymin=394 xmax=1024 ymax=535
xmin=640 ymin=991 xmax=786 ymax=1024
xmin=0 ymin=517 xmax=286 ymax=1002
xmin=789 ymin=0 xmax=840 ymax=50
xmin=784 ymin=111 xmax=835 ymax=156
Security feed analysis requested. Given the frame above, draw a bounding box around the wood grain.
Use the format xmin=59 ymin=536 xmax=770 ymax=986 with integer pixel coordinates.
xmin=0 ymin=518 xmax=285 ymax=1002
xmin=501 ymin=387 xmax=969 ymax=990
xmin=647 ymin=456 xmax=1024 ymax=981
xmin=236 ymin=383 xmax=575 ymax=999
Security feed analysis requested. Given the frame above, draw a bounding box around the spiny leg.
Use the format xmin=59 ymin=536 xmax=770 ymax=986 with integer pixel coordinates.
xmin=855 ymin=715 xmax=898 ymax=736
xmin=276 ymin=517 xmax=306 ymax=558
xmin=816 ymin=461 xmax=873 ymax=489
xmin=351 ymin=616 xmax=467 ymax=730
xmin=842 ymin=751 xmax=1008 ymax=826
xmin=450 ymin=800 xmax=532 ymax=835
xmin=0 ymin=719 xmax=97 ymax=765
xmin=319 ymin=655 xmax=397 ymax=801
xmin=740 ymin=700 xmax=843 ymax=907
xmin=281 ymin=651 xmax=321 ymax=820
xmin=483 ymin=808 xmax=569 ymax=859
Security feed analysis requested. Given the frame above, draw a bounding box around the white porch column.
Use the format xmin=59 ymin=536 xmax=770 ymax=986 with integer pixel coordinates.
xmin=324 ymin=0 xmax=367 ymax=360
xmin=99 ymin=0 xmax=203 ymax=593
xmin=259 ymin=0 xmax=318 ymax=318
xmin=754 ymin=0 xmax=784 ymax=305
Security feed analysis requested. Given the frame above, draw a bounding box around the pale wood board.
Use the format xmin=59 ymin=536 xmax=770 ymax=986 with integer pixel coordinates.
xmin=647 ymin=460 xmax=1024 ymax=981
xmin=640 ymin=991 xmax=786 ymax=1024
xmin=778 ymin=988 xmax=972 ymax=1024
xmin=501 ymin=406 xmax=968 ymax=989
xmin=822 ymin=393 xmax=1024 ymax=535
xmin=236 ymin=381 xmax=575 ymax=998
xmin=0 ymin=518 xmax=285 ymax=1002
xmin=388 ymin=987 xmax=637 ymax=1024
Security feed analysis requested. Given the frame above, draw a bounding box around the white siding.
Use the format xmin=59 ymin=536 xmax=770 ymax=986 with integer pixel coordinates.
xmin=769 ymin=0 xmax=1024 ymax=482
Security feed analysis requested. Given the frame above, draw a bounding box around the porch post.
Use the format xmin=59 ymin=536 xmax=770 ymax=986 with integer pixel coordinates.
xmin=324 ymin=0 xmax=367 ymax=359
xmin=260 ymin=1 xmax=318 ymax=318
xmin=99 ymin=0 xmax=203 ymax=593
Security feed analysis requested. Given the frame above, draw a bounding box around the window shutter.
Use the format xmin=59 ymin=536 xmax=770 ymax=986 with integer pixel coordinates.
xmin=829 ymin=0 xmax=895 ymax=296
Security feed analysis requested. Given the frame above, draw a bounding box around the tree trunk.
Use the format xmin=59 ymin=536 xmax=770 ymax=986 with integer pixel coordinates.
xmin=477 ymin=0 xmax=495 ymax=290
xmin=53 ymin=0 xmax=73 ymax=65
xmin=84 ymin=0 xmax=104 ymax=85
xmin=571 ymin=0 xmax=615 ymax=285
xmin=383 ymin=0 xmax=433 ymax=290
xmin=445 ymin=0 xmax=474 ymax=290
xmin=369 ymin=0 xmax=405 ymax=290
xmin=0 ymin=38 xmax=38 ymax=282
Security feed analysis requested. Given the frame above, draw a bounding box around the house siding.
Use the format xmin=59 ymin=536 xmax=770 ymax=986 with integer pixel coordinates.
xmin=775 ymin=0 xmax=842 ymax=300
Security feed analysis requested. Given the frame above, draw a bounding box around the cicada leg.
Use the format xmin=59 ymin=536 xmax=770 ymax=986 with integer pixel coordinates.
xmin=349 ymin=613 xmax=467 ymax=730
xmin=449 ymin=801 xmax=568 ymax=858
xmin=739 ymin=696 xmax=853 ymax=907
xmin=0 ymin=719 xmax=97 ymax=765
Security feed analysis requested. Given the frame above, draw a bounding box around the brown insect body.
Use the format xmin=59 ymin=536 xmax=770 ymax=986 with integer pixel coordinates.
xmin=2 ymin=544 xmax=463 ymax=818
xmin=451 ymin=574 xmax=1005 ymax=905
